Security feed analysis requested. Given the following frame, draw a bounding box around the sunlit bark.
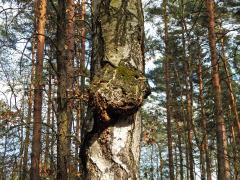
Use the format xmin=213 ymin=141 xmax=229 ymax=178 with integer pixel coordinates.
xmin=205 ymin=0 xmax=231 ymax=179
xmin=80 ymin=0 xmax=149 ymax=179
xmin=30 ymin=0 xmax=47 ymax=179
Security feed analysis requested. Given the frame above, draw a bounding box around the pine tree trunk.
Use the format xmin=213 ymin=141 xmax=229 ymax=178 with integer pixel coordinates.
xmin=230 ymin=125 xmax=238 ymax=179
xmin=220 ymin=36 xmax=240 ymax=179
xmin=75 ymin=0 xmax=86 ymax=172
xmin=80 ymin=0 xmax=86 ymax=91
xmin=185 ymin=49 xmax=194 ymax=180
xmin=56 ymin=0 xmax=74 ymax=179
xmin=177 ymin=130 xmax=184 ymax=180
xmin=205 ymin=0 xmax=231 ymax=179
xmin=163 ymin=0 xmax=174 ymax=179
xmin=180 ymin=7 xmax=195 ymax=180
xmin=44 ymin=70 xmax=52 ymax=176
xmin=157 ymin=144 xmax=164 ymax=180
xmin=21 ymin=38 xmax=35 ymax=180
xmin=50 ymin=101 xmax=55 ymax=177
xmin=30 ymin=0 xmax=47 ymax=179
xmin=220 ymin=37 xmax=240 ymax=143
xmin=81 ymin=0 xmax=149 ymax=179
xmin=198 ymin=56 xmax=212 ymax=180
xmin=172 ymin=63 xmax=186 ymax=180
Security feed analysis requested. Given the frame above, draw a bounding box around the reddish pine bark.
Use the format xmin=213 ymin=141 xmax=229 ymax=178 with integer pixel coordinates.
xmin=30 ymin=0 xmax=47 ymax=179
xmin=205 ymin=0 xmax=231 ymax=179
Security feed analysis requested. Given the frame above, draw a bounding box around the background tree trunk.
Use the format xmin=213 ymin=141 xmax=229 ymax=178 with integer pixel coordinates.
xmin=43 ymin=69 xmax=52 ymax=176
xmin=205 ymin=0 xmax=231 ymax=179
xmin=21 ymin=38 xmax=36 ymax=180
xmin=198 ymin=54 xmax=212 ymax=180
xmin=163 ymin=0 xmax=174 ymax=179
xmin=30 ymin=0 xmax=47 ymax=179
xmin=56 ymin=0 xmax=74 ymax=179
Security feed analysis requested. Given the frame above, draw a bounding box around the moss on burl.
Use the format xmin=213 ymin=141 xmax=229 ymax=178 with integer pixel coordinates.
xmin=89 ymin=63 xmax=150 ymax=121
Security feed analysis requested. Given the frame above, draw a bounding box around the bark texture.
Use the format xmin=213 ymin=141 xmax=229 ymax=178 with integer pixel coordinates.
xmin=81 ymin=0 xmax=150 ymax=179
xmin=205 ymin=0 xmax=231 ymax=179
xmin=30 ymin=0 xmax=47 ymax=179
xmin=162 ymin=0 xmax=174 ymax=179
xmin=198 ymin=56 xmax=212 ymax=180
xmin=56 ymin=0 xmax=74 ymax=179
xmin=220 ymin=37 xmax=240 ymax=180
xmin=21 ymin=38 xmax=35 ymax=180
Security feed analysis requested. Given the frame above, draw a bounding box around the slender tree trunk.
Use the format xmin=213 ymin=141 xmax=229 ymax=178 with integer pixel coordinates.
xmin=180 ymin=4 xmax=195 ymax=179
xmin=198 ymin=59 xmax=210 ymax=180
xmin=56 ymin=0 xmax=75 ymax=179
xmin=220 ymin=35 xmax=240 ymax=179
xmin=80 ymin=0 xmax=86 ymax=149
xmin=80 ymin=0 xmax=86 ymax=90
xmin=1 ymin=126 xmax=8 ymax=179
xmin=66 ymin=0 xmax=75 ymax=177
xmin=174 ymin=145 xmax=179 ymax=180
xmin=163 ymin=0 xmax=174 ymax=179
xmin=157 ymin=144 xmax=164 ymax=180
xmin=21 ymin=38 xmax=35 ymax=180
xmin=30 ymin=0 xmax=47 ymax=179
xmin=56 ymin=0 xmax=68 ymax=177
xmin=150 ymin=144 xmax=154 ymax=180
xmin=177 ymin=130 xmax=184 ymax=180
xmin=179 ymin=1 xmax=195 ymax=178
xmin=205 ymin=1 xmax=231 ymax=179
xmin=66 ymin=0 xmax=75 ymax=157
xmin=230 ymin=124 xmax=238 ymax=179
xmin=186 ymin=87 xmax=194 ymax=180
xmin=50 ymin=101 xmax=55 ymax=177
xmin=18 ymin=99 xmax=25 ymax=179
xmin=185 ymin=53 xmax=194 ymax=180
xmin=75 ymin=0 xmax=86 ymax=171
xmin=44 ymin=70 xmax=52 ymax=176
xmin=220 ymin=37 xmax=240 ymax=143
xmin=172 ymin=63 xmax=187 ymax=180
xmin=81 ymin=0 xmax=149 ymax=179
xmin=198 ymin=56 xmax=212 ymax=180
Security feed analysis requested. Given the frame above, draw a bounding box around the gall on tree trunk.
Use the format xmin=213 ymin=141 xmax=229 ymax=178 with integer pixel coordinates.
xmin=80 ymin=0 xmax=150 ymax=179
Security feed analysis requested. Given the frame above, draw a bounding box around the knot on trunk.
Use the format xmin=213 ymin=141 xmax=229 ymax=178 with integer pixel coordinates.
xmin=89 ymin=63 xmax=150 ymax=121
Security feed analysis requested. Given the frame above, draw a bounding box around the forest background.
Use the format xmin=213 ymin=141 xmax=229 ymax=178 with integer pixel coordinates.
xmin=0 ymin=0 xmax=240 ymax=179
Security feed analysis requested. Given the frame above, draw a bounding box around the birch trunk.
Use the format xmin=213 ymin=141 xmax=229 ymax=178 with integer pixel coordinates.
xmin=81 ymin=0 xmax=149 ymax=179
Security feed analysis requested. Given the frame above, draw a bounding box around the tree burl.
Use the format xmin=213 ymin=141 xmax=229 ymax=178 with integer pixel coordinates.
xmin=89 ymin=62 xmax=150 ymax=121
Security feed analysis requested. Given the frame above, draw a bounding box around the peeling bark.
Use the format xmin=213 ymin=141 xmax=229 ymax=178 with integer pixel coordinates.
xmin=81 ymin=0 xmax=149 ymax=179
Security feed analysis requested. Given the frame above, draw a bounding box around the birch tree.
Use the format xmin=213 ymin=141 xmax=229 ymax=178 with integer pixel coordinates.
xmin=80 ymin=0 xmax=150 ymax=179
